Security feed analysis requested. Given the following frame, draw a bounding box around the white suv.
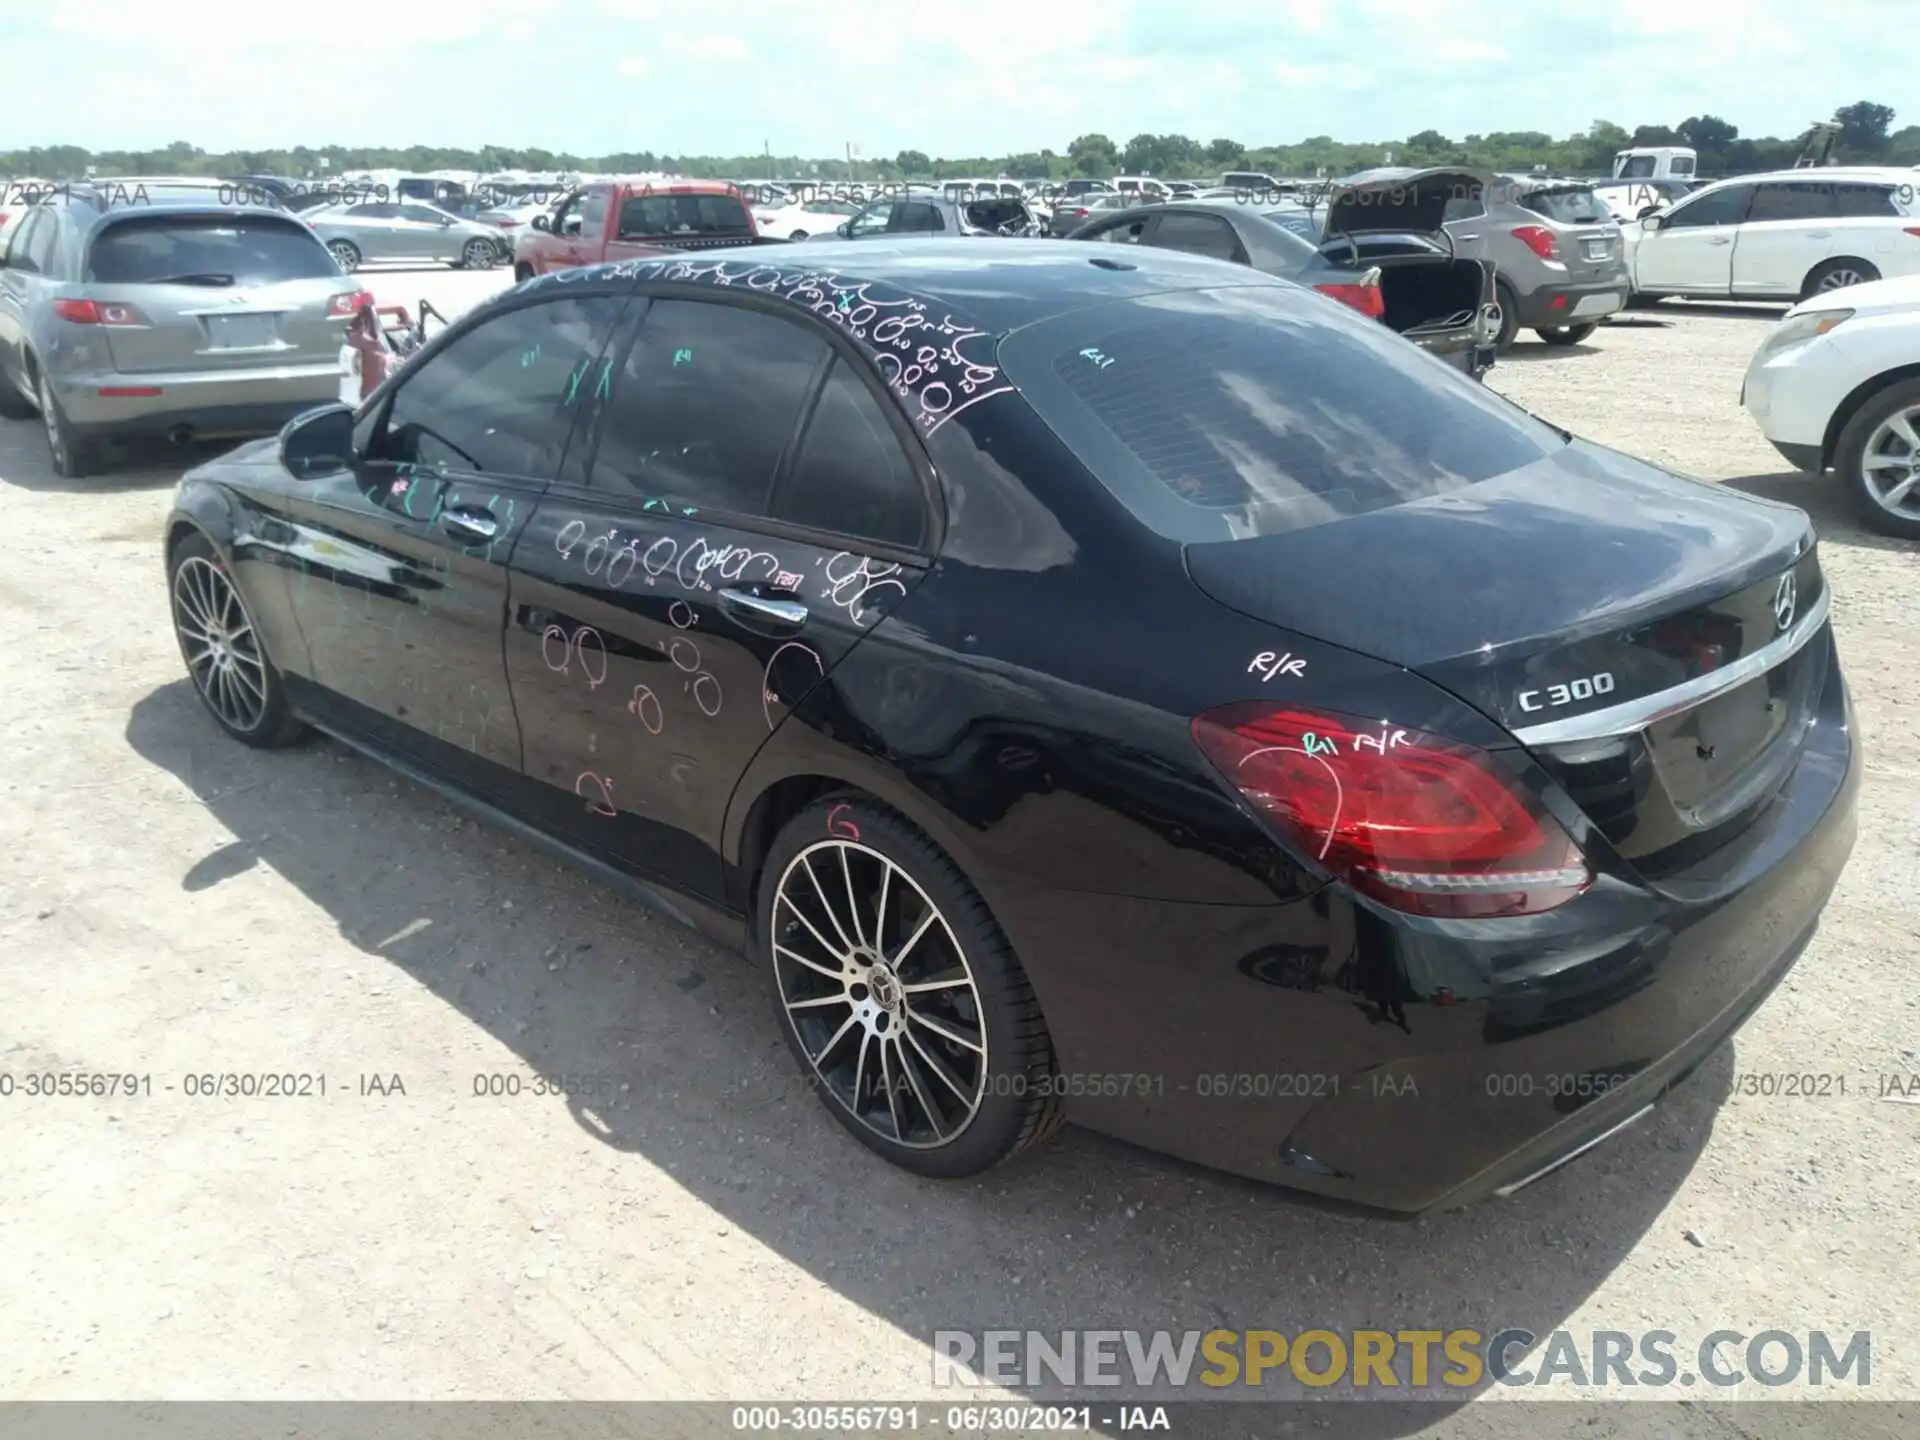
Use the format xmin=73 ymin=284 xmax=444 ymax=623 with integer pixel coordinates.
xmin=1629 ymin=167 xmax=1920 ymax=303
xmin=1742 ymin=272 xmax=1920 ymax=540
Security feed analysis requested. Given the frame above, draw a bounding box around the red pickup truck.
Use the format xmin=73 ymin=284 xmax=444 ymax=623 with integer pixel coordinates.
xmin=511 ymin=179 xmax=785 ymax=280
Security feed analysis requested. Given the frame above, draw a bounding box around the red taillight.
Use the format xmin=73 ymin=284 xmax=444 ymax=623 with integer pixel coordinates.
xmin=327 ymin=289 xmax=374 ymax=318
xmin=1313 ymin=281 xmax=1386 ymax=319
xmin=1904 ymin=227 xmax=1920 ymax=238
xmin=99 ymin=386 xmax=162 ymax=397
xmin=1191 ymin=702 xmax=1590 ymax=919
xmin=53 ymin=299 xmax=147 ymax=325
xmin=495 ymin=218 xmax=519 ymax=227
xmin=1511 ymin=225 xmax=1561 ymax=261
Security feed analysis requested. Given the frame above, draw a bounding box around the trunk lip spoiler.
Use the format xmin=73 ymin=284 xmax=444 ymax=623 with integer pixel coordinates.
xmin=1512 ymin=583 xmax=1831 ymax=748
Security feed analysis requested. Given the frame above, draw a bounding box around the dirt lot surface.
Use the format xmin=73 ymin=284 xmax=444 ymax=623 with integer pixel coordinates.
xmin=1 ymin=268 xmax=1915 ymax=1439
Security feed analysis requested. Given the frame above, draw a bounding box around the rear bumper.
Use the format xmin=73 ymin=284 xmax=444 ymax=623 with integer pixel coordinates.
xmin=52 ymin=361 xmax=343 ymax=437
xmin=988 ymin=643 xmax=1858 ymax=1214
xmin=1513 ymin=276 xmax=1630 ymax=327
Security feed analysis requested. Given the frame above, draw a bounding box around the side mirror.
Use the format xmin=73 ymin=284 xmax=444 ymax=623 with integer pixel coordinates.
xmin=531 ymin=214 xmax=551 ymax=233
xmin=837 ymin=222 xmax=852 ymax=237
xmin=280 ymin=403 xmax=356 ymax=478
xmin=1639 ymin=213 xmax=1665 ymax=231
xmin=1637 ymin=204 xmax=1663 ymax=222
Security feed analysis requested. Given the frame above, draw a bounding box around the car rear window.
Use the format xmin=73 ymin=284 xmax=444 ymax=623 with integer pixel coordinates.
xmin=85 ymin=215 xmax=339 ymax=284
xmin=998 ymin=284 xmax=1564 ymax=543
xmin=1519 ymin=187 xmax=1609 ymax=224
xmin=617 ymin=193 xmax=753 ymax=237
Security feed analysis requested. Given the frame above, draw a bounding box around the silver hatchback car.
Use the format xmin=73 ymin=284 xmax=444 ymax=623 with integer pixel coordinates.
xmin=0 ymin=183 xmax=368 ymax=477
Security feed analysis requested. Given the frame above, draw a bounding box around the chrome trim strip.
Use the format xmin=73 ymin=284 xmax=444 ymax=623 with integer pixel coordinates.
xmin=1493 ymin=1103 xmax=1655 ymax=1198
xmin=1512 ymin=585 xmax=1830 ymax=748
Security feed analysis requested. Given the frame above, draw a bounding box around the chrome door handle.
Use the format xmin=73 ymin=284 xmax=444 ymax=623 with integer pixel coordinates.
xmin=440 ymin=508 xmax=498 ymax=543
xmin=1707 ymin=235 xmax=1731 ymax=245
xmin=719 ymin=587 xmax=808 ymax=628
xmin=1455 ymin=233 xmax=1480 ymax=241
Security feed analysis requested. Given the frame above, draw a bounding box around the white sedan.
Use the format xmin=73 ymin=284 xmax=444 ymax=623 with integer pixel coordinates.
xmin=753 ymin=201 xmax=859 ymax=242
xmin=1742 ymin=272 xmax=1920 ymax=540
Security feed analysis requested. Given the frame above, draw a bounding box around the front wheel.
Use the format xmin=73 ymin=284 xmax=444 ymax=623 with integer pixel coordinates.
xmin=1835 ymin=376 xmax=1920 ymax=541
xmin=458 ymin=238 xmax=494 ymax=269
xmin=1537 ymin=322 xmax=1597 ymax=346
xmin=169 ymin=532 xmax=308 ymax=747
xmin=760 ymin=798 xmax=1065 ymax=1177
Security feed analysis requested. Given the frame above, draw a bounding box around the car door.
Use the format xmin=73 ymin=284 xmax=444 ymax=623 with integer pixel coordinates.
xmin=1440 ymin=185 xmax=1490 ymax=264
xmin=542 ymin=188 xmax=592 ymax=270
xmin=1139 ymin=210 xmax=1249 ymax=265
xmin=397 ymin=204 xmax=457 ymax=261
xmin=1077 ymin=211 xmax=1152 ymax=245
xmin=503 ymin=292 xmax=935 ymax=903
xmin=1731 ymin=181 xmax=1836 ymax=297
xmin=843 ymin=200 xmax=894 ymax=240
xmin=279 ymin=286 xmax=631 ymax=794
xmin=0 ymin=209 xmax=52 ymax=394
xmin=1634 ymin=183 xmax=1754 ymax=293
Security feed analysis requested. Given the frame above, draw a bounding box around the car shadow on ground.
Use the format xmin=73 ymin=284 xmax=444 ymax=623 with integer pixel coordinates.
xmin=125 ymin=677 xmax=1738 ymax=1434
xmin=1642 ymin=301 xmax=1791 ymax=321
xmin=1497 ymin=339 xmax=1598 ymax=362
xmin=0 ymin=419 xmax=239 ymax=495
xmin=1723 ymin=469 xmax=1913 ymax=556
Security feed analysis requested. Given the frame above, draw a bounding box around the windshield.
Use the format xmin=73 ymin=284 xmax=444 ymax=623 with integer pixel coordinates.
xmin=86 ymin=215 xmax=339 ymax=284
xmin=999 ymin=285 xmax=1564 ymax=542
xmin=1521 ymin=187 xmax=1608 ymax=224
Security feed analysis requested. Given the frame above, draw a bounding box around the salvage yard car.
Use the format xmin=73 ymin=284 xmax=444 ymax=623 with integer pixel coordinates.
xmin=1742 ymin=272 xmax=1920 ymax=539
xmin=1629 ymin=167 xmax=1920 ymax=304
xmin=307 ymin=199 xmax=507 ymax=273
xmin=838 ymin=187 xmax=1042 ymax=240
xmin=1065 ymin=199 xmax=1494 ymax=374
xmin=161 ymin=241 xmax=1857 ymax=1212
xmin=512 ymin=179 xmax=784 ymax=280
xmin=0 ymin=183 xmax=370 ymax=476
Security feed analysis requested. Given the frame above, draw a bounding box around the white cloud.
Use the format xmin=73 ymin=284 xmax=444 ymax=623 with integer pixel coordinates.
xmin=666 ymin=32 xmax=752 ymax=61
xmin=616 ymin=56 xmax=651 ymax=76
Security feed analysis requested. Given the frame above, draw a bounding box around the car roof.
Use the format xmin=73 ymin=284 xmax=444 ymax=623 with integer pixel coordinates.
xmin=515 ymin=238 xmax=1282 ymax=335
xmin=1692 ymin=166 xmax=1917 ymax=188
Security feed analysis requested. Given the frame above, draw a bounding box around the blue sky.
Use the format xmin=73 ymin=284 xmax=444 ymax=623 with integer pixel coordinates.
xmin=5 ymin=0 xmax=1912 ymax=158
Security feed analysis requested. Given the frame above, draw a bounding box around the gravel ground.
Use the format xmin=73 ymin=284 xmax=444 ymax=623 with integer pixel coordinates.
xmin=0 ymin=272 xmax=1914 ymax=1439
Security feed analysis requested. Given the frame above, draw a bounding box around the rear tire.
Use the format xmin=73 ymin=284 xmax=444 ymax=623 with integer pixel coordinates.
xmin=1537 ymin=322 xmax=1597 ymax=346
xmin=37 ymin=370 xmax=100 ymax=479
xmin=328 ymin=239 xmax=361 ymax=273
xmin=1834 ymin=376 xmax=1920 ymax=541
xmin=1801 ymin=257 xmax=1879 ymax=301
xmin=1491 ymin=281 xmax=1520 ymax=352
xmin=457 ymin=238 xmax=493 ymax=269
xmin=168 ymin=532 xmax=308 ymax=748
xmin=759 ymin=797 xmax=1064 ymax=1178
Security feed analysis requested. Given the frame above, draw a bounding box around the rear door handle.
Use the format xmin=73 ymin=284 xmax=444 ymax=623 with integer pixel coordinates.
xmin=440 ymin=507 xmax=498 ymax=544
xmin=1806 ymin=231 xmax=1832 ymax=239
xmin=719 ymin=587 xmax=809 ymax=629
xmin=1707 ymin=235 xmax=1732 ymax=245
xmin=1455 ymin=232 xmax=1480 ymax=241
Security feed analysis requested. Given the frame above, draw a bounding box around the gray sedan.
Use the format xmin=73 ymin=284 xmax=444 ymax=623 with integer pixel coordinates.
xmin=306 ymin=201 xmax=506 ymax=272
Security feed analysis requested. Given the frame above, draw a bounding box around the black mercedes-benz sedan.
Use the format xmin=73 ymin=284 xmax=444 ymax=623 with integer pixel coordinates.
xmin=163 ymin=240 xmax=1859 ymax=1213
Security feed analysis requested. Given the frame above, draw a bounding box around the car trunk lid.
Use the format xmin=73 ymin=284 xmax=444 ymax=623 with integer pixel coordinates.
xmin=1517 ymin=184 xmax=1625 ymax=283
xmin=82 ymin=212 xmax=353 ymax=373
xmin=1184 ymin=442 xmax=1827 ymax=879
xmin=1325 ymin=167 xmax=1497 ymax=240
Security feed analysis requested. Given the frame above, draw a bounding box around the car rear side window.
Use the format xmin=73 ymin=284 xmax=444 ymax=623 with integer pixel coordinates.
xmin=375 ymin=295 xmax=626 ymax=479
xmin=1147 ymin=213 xmax=1242 ymax=262
xmin=591 ymin=299 xmax=827 ymax=515
xmin=999 ymin=285 xmax=1564 ymax=543
xmin=1746 ymin=183 xmax=1834 ymax=222
xmin=617 ymin=193 xmax=752 ymax=238
xmin=85 ymin=216 xmax=339 ymax=283
xmin=776 ymin=360 xmax=924 ymax=548
xmin=891 ymin=202 xmax=945 ymax=233
xmin=1832 ymin=184 xmax=1900 ymax=218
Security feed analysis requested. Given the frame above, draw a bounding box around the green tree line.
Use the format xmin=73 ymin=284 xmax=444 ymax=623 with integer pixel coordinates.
xmin=6 ymin=103 xmax=1912 ymax=185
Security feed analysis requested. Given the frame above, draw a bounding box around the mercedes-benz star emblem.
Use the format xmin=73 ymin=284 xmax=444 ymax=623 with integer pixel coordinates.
xmin=1772 ymin=572 xmax=1797 ymax=632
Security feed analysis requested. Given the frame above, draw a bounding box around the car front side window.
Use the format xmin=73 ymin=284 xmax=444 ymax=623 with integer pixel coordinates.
xmin=372 ymin=295 xmax=627 ymax=479
xmin=1662 ymin=185 xmax=1753 ymax=229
